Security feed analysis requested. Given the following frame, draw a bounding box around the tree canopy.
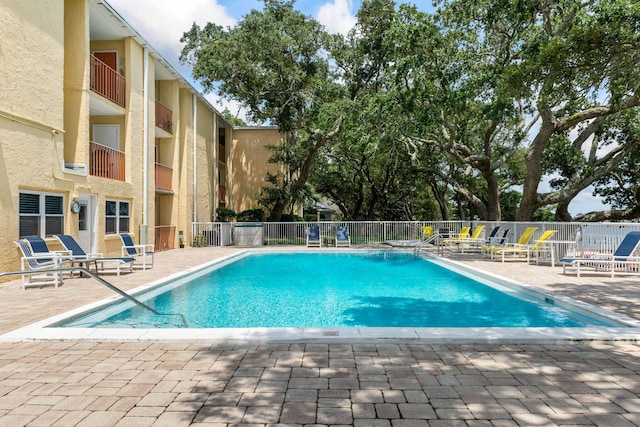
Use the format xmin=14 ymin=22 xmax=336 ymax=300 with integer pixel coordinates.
xmin=181 ymin=0 xmax=640 ymax=222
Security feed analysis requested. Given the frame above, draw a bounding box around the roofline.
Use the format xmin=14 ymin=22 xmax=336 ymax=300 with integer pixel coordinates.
xmin=98 ymin=0 xmax=233 ymax=129
xmin=233 ymin=126 xmax=280 ymax=131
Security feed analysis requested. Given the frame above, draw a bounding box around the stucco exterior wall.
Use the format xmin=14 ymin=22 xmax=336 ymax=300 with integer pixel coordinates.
xmin=0 ymin=0 xmax=269 ymax=278
xmin=0 ymin=1 xmax=66 ymax=274
xmin=0 ymin=1 xmax=65 ymax=126
xmin=232 ymin=128 xmax=283 ymax=213
xmin=195 ymin=99 xmax=215 ymax=223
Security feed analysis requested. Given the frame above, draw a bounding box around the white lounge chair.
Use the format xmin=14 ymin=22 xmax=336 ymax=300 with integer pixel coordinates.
xmin=55 ymin=234 xmax=135 ymax=276
xmin=560 ymin=231 xmax=640 ymax=277
xmin=119 ymin=233 xmax=154 ymax=270
xmin=14 ymin=239 xmax=64 ymax=289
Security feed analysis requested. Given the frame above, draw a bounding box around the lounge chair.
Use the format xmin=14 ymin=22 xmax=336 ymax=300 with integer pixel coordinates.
xmin=443 ymin=225 xmax=485 ymax=253
xmin=307 ymin=225 xmax=321 ymax=247
xmin=487 ymin=227 xmax=537 ymax=260
xmin=422 ymin=226 xmax=433 ymax=239
xmin=14 ymin=239 xmax=64 ymax=289
xmin=493 ymin=229 xmax=557 ymax=263
xmin=335 ymin=225 xmax=350 ymax=247
xmin=560 ymin=231 xmax=640 ymax=278
xmin=119 ymin=233 xmax=154 ymax=270
xmin=481 ymin=228 xmax=511 ymax=257
xmin=55 ymin=234 xmax=135 ymax=276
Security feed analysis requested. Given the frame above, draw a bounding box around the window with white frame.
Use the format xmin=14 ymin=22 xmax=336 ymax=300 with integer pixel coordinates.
xmin=105 ymin=200 xmax=130 ymax=234
xmin=19 ymin=192 xmax=64 ymax=238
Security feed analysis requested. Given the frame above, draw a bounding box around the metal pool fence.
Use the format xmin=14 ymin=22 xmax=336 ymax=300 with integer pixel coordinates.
xmin=192 ymin=220 xmax=640 ymax=256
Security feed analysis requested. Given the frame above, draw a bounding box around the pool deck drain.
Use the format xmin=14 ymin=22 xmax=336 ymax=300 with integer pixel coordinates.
xmin=0 ymin=246 xmax=639 ymax=424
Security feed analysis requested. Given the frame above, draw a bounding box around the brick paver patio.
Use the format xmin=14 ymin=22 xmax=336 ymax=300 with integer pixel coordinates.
xmin=0 ymin=246 xmax=638 ymax=426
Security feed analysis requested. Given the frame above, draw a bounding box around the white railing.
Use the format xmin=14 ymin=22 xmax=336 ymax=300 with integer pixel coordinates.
xmin=190 ymin=220 xmax=640 ymax=255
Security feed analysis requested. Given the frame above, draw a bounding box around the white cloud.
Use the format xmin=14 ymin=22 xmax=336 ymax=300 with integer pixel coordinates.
xmin=107 ymin=0 xmax=249 ymax=120
xmin=316 ymin=0 xmax=357 ymax=35
xmin=107 ymin=0 xmax=236 ymax=66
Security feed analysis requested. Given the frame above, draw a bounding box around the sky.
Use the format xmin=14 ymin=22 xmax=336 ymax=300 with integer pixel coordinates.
xmin=106 ymin=0 xmax=609 ymax=217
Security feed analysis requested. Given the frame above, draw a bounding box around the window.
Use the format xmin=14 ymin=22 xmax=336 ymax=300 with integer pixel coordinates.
xmin=105 ymin=200 xmax=129 ymax=234
xmin=19 ymin=192 xmax=64 ymax=238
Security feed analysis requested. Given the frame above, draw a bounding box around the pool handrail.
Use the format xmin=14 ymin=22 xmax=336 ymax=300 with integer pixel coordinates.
xmin=0 ymin=267 xmax=188 ymax=327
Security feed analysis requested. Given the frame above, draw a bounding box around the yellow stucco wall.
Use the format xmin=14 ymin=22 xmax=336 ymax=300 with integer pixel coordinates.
xmin=0 ymin=1 xmax=67 ymax=274
xmin=64 ymin=0 xmax=90 ymax=165
xmin=0 ymin=1 xmax=65 ymax=125
xmin=1 ymin=0 xmax=271 ymax=278
xmin=232 ymin=128 xmax=283 ymax=213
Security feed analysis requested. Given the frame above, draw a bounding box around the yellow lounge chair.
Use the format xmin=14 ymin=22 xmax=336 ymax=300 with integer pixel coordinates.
xmin=443 ymin=226 xmax=470 ymax=243
xmin=494 ymin=229 xmax=557 ymax=263
xmin=443 ymin=225 xmax=485 ymax=253
xmin=490 ymin=226 xmax=538 ymax=261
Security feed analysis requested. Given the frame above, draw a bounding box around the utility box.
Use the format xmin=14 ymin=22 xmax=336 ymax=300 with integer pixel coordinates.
xmin=234 ymin=222 xmax=263 ymax=246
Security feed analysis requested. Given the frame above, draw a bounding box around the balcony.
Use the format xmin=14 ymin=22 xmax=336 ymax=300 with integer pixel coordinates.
xmin=90 ymin=141 xmax=125 ymax=181
xmin=218 ymin=144 xmax=226 ymax=163
xmin=155 ymin=162 xmax=173 ymax=192
xmin=90 ymin=54 xmax=125 ymax=108
xmin=155 ymin=101 xmax=173 ymax=137
xmin=218 ymin=184 xmax=226 ymax=202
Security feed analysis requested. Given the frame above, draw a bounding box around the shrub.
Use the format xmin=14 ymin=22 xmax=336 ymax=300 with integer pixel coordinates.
xmin=216 ymin=207 xmax=236 ymax=222
xmin=236 ymin=208 xmax=264 ymax=222
xmin=280 ymin=214 xmax=304 ymax=222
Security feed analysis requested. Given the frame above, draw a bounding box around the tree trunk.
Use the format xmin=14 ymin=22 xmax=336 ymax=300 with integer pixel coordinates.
xmin=555 ymin=200 xmax=572 ymax=222
xmin=485 ymin=171 xmax=502 ymax=221
xmin=516 ymin=116 xmax=556 ymax=220
xmin=268 ymin=200 xmax=287 ymax=222
xmin=429 ymin=182 xmax=449 ymax=220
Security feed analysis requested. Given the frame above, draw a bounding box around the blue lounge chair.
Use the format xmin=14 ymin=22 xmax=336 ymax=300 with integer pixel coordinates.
xmin=119 ymin=233 xmax=154 ymax=270
xmin=481 ymin=228 xmax=511 ymax=257
xmin=55 ymin=234 xmax=134 ymax=276
xmin=307 ymin=225 xmax=321 ymax=247
xmin=335 ymin=225 xmax=350 ymax=247
xmin=23 ymin=236 xmax=72 ymax=260
xmin=14 ymin=239 xmax=64 ymax=289
xmin=560 ymin=231 xmax=640 ymax=278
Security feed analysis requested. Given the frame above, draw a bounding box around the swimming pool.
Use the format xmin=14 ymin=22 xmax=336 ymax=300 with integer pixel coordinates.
xmin=59 ymin=251 xmax=617 ymax=329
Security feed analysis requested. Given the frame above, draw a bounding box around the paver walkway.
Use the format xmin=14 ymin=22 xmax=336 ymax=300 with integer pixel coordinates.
xmin=0 ymin=246 xmax=638 ymax=426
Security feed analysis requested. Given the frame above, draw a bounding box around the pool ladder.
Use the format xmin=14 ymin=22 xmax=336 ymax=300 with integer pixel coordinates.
xmin=0 ymin=267 xmax=188 ymax=327
xmin=414 ymin=234 xmax=439 ymax=256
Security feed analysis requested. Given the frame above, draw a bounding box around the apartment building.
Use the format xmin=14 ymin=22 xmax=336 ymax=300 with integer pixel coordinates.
xmin=0 ymin=0 xmax=282 ymax=274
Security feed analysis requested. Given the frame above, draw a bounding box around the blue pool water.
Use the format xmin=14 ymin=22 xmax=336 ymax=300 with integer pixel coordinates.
xmin=60 ymin=252 xmax=612 ymax=329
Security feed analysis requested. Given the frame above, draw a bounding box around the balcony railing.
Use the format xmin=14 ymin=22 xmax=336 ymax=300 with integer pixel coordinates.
xmin=155 ymin=101 xmax=173 ymax=134
xmin=90 ymin=141 xmax=125 ymax=181
xmin=155 ymin=162 xmax=173 ymax=191
xmin=90 ymin=55 xmax=125 ymax=108
xmin=155 ymin=225 xmax=176 ymax=251
xmin=218 ymin=184 xmax=226 ymax=202
xmin=218 ymin=144 xmax=226 ymax=163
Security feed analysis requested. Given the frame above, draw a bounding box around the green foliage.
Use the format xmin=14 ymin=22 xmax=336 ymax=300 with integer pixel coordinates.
xmin=236 ymin=209 xmax=265 ymax=222
xmin=215 ymin=207 xmax=236 ymax=222
xmin=498 ymin=190 xmax=521 ymax=221
xmin=279 ymin=214 xmax=304 ymax=222
xmin=181 ymin=0 xmax=347 ymax=220
xmin=184 ymin=0 xmax=640 ymax=222
xmin=220 ymin=108 xmax=247 ymax=127
xmin=532 ymin=205 xmax=556 ymax=222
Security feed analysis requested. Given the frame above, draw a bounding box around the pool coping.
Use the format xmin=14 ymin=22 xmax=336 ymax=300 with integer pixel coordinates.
xmin=2 ymin=247 xmax=640 ymax=344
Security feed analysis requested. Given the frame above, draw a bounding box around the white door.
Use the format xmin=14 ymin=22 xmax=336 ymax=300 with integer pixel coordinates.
xmin=77 ymin=195 xmax=95 ymax=253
